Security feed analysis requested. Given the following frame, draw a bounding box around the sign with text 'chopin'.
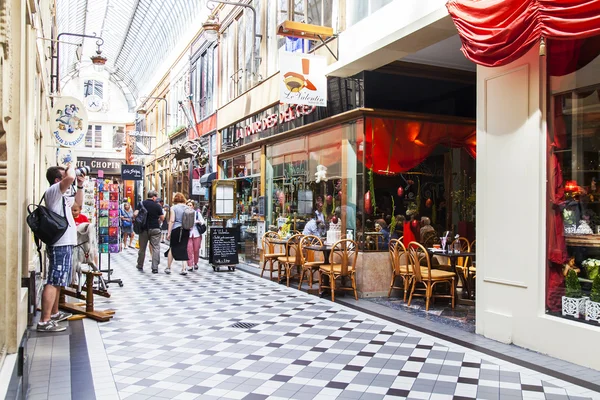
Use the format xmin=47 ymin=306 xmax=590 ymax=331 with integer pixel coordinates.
xmin=280 ymin=51 xmax=327 ymax=107
xmin=76 ymin=157 xmax=122 ymax=175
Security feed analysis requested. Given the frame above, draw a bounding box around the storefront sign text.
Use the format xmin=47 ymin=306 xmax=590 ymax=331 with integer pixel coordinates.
xmin=76 ymin=157 xmax=123 ymax=175
xmin=237 ymin=104 xmax=316 ymax=139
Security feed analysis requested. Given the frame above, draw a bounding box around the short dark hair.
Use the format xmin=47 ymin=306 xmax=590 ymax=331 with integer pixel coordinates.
xmin=46 ymin=166 xmax=65 ymax=186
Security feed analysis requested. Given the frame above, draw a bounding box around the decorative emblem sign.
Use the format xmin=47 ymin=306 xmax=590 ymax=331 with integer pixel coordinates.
xmin=280 ymin=51 xmax=327 ymax=107
xmin=51 ymin=96 xmax=88 ymax=147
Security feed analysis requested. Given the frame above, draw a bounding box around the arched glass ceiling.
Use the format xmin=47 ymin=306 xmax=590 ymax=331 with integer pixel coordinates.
xmin=56 ymin=0 xmax=208 ymax=110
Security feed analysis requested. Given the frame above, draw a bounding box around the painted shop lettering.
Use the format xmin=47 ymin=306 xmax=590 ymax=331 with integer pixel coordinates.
xmin=236 ymin=104 xmax=316 ymax=139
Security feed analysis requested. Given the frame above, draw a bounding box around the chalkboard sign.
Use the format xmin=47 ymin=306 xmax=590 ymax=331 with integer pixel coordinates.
xmin=209 ymin=227 xmax=239 ymax=266
xmin=258 ymin=196 xmax=265 ymax=216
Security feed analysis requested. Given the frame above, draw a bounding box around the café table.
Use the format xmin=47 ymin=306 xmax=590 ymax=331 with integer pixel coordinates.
xmin=304 ymin=244 xmax=334 ymax=264
xmin=427 ymin=248 xmax=476 ymax=305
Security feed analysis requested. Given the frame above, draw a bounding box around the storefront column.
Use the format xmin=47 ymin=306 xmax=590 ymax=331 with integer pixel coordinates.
xmin=476 ymin=45 xmax=600 ymax=369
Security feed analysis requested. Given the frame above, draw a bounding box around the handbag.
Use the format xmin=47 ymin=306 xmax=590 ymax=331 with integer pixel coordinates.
xmin=120 ymin=208 xmax=132 ymax=227
xmin=195 ymin=210 xmax=207 ymax=234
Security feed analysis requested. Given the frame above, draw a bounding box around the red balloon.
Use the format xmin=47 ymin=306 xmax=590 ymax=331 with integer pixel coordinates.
xmin=397 ymin=187 xmax=404 ymax=197
xmin=364 ymin=192 xmax=373 ymax=214
xmin=331 ymin=216 xmax=338 ymax=224
xmin=426 ymin=198 xmax=433 ymax=208
xmin=411 ymin=219 xmax=419 ymax=229
xmin=326 ymin=195 xmax=333 ymax=204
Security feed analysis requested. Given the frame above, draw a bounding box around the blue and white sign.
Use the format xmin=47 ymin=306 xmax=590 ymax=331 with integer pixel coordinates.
xmin=51 ymin=96 xmax=88 ymax=147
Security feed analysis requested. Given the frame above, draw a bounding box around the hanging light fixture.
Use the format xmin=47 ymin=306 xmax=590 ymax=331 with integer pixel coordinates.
xmin=90 ymin=39 xmax=107 ymax=72
xmin=203 ymin=14 xmax=220 ymax=43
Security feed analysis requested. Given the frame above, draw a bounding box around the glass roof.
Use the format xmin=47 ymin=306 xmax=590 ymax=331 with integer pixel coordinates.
xmin=57 ymin=0 xmax=208 ymax=109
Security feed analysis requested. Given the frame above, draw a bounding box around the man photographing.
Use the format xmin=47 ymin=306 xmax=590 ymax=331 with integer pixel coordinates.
xmin=37 ymin=164 xmax=85 ymax=332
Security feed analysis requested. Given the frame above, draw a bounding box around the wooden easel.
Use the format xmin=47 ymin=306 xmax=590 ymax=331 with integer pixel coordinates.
xmin=60 ymin=270 xmax=114 ymax=322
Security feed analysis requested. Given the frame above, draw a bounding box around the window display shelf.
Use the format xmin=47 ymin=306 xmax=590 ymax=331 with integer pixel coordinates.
xmin=565 ymin=234 xmax=600 ymax=248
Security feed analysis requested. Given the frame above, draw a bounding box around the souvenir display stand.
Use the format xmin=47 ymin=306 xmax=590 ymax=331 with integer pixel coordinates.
xmin=97 ymin=181 xmax=123 ymax=287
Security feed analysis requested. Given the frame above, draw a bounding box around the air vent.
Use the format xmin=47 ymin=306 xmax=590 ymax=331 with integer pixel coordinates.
xmin=230 ymin=322 xmax=258 ymax=329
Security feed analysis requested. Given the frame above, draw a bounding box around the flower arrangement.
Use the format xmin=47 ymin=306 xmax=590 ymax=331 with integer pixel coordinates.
xmin=582 ymin=259 xmax=600 ymax=281
xmin=565 ymin=269 xmax=583 ymax=298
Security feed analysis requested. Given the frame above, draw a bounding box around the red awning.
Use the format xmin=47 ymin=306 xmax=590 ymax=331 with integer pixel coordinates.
xmin=446 ymin=0 xmax=600 ymax=67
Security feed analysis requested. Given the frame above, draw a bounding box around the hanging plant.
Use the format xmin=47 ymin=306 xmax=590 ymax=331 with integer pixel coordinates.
xmin=389 ymin=197 xmax=398 ymax=233
xmin=368 ymin=168 xmax=377 ymax=215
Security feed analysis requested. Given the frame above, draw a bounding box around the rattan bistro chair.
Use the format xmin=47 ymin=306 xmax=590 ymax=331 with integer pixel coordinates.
xmin=388 ymin=239 xmax=413 ymax=301
xmin=467 ymin=239 xmax=476 ymax=282
xmin=277 ymin=234 xmax=304 ymax=287
xmin=261 ymin=232 xmax=284 ymax=281
xmin=407 ymin=241 xmax=455 ymax=311
xmin=319 ymin=239 xmax=359 ymax=302
xmin=298 ymin=235 xmax=324 ymax=289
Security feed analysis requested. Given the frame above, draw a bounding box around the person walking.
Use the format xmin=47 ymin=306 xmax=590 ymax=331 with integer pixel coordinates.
xmin=186 ymin=201 xmax=205 ymax=271
xmin=37 ymin=165 xmax=83 ymax=332
xmin=166 ymin=192 xmax=190 ymax=275
xmin=134 ymin=190 xmax=164 ymax=273
xmin=120 ymin=202 xmax=135 ymax=250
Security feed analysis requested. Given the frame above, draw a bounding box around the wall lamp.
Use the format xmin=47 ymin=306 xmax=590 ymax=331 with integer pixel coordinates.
xmin=50 ymin=32 xmax=106 ymax=94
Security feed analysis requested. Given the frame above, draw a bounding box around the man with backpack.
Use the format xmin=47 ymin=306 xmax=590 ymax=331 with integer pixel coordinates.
xmin=134 ymin=190 xmax=164 ymax=273
xmin=37 ymin=165 xmax=84 ymax=332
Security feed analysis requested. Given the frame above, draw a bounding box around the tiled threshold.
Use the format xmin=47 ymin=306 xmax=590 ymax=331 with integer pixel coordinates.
xmin=237 ymin=262 xmax=600 ymax=394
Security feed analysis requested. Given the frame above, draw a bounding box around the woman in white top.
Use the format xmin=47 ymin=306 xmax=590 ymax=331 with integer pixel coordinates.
xmin=186 ymin=200 xmax=205 ymax=271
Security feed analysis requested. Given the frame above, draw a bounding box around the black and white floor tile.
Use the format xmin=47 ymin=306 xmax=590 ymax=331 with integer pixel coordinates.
xmin=34 ymin=244 xmax=600 ymax=400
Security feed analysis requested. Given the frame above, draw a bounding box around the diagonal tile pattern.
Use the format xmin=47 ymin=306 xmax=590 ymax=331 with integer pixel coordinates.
xmin=76 ymin=246 xmax=598 ymax=400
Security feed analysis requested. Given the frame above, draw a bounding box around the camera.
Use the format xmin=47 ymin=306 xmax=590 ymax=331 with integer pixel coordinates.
xmin=75 ymin=166 xmax=91 ymax=176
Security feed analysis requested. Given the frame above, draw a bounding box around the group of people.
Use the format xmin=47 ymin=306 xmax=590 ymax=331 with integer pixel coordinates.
xmin=134 ymin=190 xmax=205 ymax=276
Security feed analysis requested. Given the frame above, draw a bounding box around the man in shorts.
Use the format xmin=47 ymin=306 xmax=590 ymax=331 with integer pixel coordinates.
xmin=37 ymin=165 xmax=84 ymax=332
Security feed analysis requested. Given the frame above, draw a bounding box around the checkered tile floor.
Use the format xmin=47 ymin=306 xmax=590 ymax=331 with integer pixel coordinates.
xmin=42 ymin=245 xmax=600 ymax=399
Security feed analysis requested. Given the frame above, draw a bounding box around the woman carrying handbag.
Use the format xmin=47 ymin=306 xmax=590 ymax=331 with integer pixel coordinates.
xmin=186 ymin=201 xmax=206 ymax=271
xmin=165 ymin=193 xmax=190 ymax=275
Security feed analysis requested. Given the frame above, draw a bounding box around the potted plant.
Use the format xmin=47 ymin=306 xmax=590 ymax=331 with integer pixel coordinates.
xmin=585 ymin=274 xmax=600 ymax=323
xmin=562 ymin=269 xmax=588 ymax=319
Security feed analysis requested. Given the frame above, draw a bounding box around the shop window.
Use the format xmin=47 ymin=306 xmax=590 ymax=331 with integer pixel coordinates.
xmin=293 ymin=0 xmax=334 ymax=28
xmin=221 ymin=159 xmax=233 ymax=178
xmin=83 ymin=79 xmax=103 ymax=99
xmin=233 ymin=155 xmax=246 ymax=177
xmin=546 ymin=36 xmax=600 ymax=323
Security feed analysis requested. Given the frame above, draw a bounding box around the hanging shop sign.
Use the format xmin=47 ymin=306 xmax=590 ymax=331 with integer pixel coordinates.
xmin=280 ymin=51 xmax=327 ymax=107
xmin=76 ymin=157 xmax=123 ymax=175
xmin=237 ymin=104 xmax=316 ymax=139
xmin=121 ymin=164 xmax=144 ymax=181
xmin=51 ymin=96 xmax=89 ymax=147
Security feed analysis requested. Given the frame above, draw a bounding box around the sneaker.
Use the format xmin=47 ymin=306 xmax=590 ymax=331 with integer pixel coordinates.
xmin=193 ymin=264 xmax=198 ymax=270
xmin=180 ymin=271 xmax=188 ymax=276
xmin=51 ymin=311 xmax=72 ymax=323
xmin=152 ymin=269 xmax=159 ymax=274
xmin=187 ymin=266 xmax=193 ymax=271
xmin=37 ymin=320 xmax=66 ymax=333
xmin=164 ymin=268 xmax=171 ymax=275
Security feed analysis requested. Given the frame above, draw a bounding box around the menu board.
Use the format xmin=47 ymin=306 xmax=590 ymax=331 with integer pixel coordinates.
xmin=97 ymin=181 xmax=120 ymax=253
xmin=209 ymin=227 xmax=239 ymax=265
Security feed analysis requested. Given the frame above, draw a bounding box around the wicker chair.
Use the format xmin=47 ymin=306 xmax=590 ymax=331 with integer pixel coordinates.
xmin=407 ymin=241 xmax=455 ymax=311
xmin=467 ymin=239 xmax=476 ymax=282
xmin=388 ymin=239 xmax=412 ymax=301
xmin=319 ymin=239 xmax=359 ymax=302
xmin=298 ymin=235 xmax=324 ymax=289
xmin=261 ymin=232 xmax=284 ymax=281
xmin=277 ymin=234 xmax=304 ymax=287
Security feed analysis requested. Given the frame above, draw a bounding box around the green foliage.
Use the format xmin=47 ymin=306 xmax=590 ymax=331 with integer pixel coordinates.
xmin=389 ymin=197 xmax=397 ymax=233
xmin=591 ymin=274 xmax=600 ymax=303
xmin=368 ymin=169 xmax=377 ymax=215
xmin=565 ymin=269 xmax=583 ymax=298
xmin=451 ymin=170 xmax=476 ymax=222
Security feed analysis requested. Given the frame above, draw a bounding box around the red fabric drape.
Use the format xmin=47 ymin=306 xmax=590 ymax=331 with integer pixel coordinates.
xmin=363 ymin=118 xmax=476 ymax=174
xmin=446 ymin=0 xmax=600 ymax=67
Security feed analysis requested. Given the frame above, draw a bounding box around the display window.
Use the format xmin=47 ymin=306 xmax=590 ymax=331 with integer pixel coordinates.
xmin=546 ymin=36 xmax=600 ymax=324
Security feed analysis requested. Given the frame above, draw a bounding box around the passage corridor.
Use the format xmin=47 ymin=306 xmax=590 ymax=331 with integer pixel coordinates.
xmin=27 ymin=247 xmax=600 ymax=400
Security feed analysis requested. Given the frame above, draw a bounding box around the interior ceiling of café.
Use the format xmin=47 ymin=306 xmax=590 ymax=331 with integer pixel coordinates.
xmin=56 ymin=0 xmax=207 ymax=110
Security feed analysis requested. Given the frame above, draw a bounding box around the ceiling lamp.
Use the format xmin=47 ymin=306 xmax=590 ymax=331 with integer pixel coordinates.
xmin=90 ymin=40 xmax=107 ymax=72
xmin=203 ymin=14 xmax=220 ymax=43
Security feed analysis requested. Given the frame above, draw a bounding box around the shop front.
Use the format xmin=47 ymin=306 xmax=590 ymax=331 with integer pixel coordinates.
xmin=448 ymin=0 xmax=600 ymax=368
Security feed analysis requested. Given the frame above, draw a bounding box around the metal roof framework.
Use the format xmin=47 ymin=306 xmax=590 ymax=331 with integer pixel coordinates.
xmin=56 ymin=0 xmax=205 ymax=111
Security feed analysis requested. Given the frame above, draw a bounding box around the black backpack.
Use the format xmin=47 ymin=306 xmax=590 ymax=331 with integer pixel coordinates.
xmin=26 ymin=194 xmax=69 ymax=247
xmin=133 ymin=201 xmax=148 ymax=234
